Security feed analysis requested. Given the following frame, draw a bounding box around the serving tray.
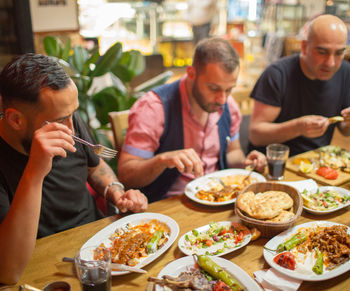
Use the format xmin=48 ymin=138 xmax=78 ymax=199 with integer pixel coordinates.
xmin=286 ymin=147 xmax=350 ymax=186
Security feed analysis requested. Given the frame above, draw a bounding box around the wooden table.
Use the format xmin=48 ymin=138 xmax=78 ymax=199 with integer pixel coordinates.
xmin=3 ymin=170 xmax=349 ymax=291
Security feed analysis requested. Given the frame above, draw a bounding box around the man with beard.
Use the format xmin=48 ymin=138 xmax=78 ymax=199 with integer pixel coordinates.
xmin=118 ymin=37 xmax=266 ymax=202
xmin=0 ymin=53 xmax=147 ymax=284
xmin=248 ymin=14 xmax=350 ymax=156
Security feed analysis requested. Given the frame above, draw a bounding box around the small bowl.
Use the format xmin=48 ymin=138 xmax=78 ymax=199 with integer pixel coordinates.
xmin=235 ymin=182 xmax=303 ymax=238
xmin=43 ymin=281 xmax=71 ymax=291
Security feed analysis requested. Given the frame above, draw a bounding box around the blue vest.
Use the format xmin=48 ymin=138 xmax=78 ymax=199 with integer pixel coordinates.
xmin=140 ymin=80 xmax=231 ymax=202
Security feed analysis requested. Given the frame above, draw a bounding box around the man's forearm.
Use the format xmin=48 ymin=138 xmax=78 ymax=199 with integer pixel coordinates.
xmin=88 ymin=159 xmax=119 ymax=197
xmin=338 ymin=122 xmax=350 ymax=136
xmin=118 ymin=155 xmax=168 ymax=188
xmin=0 ymin=170 xmax=43 ymax=284
xmin=249 ymin=119 xmax=301 ymax=146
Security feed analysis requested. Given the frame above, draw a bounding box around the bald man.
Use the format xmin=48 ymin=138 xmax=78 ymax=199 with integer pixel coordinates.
xmin=248 ymin=14 xmax=350 ymax=156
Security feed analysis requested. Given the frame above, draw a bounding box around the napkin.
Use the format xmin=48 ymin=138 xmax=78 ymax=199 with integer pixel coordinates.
xmin=278 ymin=179 xmax=318 ymax=193
xmin=254 ymin=268 xmax=302 ymax=291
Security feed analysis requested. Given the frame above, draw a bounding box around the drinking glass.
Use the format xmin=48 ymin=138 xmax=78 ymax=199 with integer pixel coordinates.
xmin=266 ymin=144 xmax=290 ymax=180
xmin=74 ymin=246 xmax=111 ymax=291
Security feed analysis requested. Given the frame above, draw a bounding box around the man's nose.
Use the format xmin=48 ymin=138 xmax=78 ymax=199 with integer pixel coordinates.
xmin=325 ymin=54 xmax=336 ymax=67
xmin=216 ymin=91 xmax=227 ymax=105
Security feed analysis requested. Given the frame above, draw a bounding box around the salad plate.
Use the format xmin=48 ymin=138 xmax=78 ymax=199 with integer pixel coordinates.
xmin=184 ymin=168 xmax=266 ymax=206
xmin=178 ymin=221 xmax=251 ymax=256
xmin=263 ymin=221 xmax=350 ymax=281
xmin=81 ymin=212 xmax=179 ymax=276
xmin=155 ymin=256 xmax=261 ymax=291
xmin=301 ymin=186 xmax=350 ymax=215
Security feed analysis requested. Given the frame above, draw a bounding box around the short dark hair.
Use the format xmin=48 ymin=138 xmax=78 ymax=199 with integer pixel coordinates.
xmin=0 ymin=53 xmax=70 ymax=109
xmin=192 ymin=37 xmax=240 ymax=74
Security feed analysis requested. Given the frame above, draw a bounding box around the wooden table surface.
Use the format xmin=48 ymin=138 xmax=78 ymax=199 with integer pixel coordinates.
xmin=3 ymin=169 xmax=349 ymax=291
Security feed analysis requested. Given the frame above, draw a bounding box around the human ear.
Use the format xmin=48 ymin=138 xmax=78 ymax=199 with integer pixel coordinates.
xmin=4 ymin=108 xmax=25 ymax=130
xmin=186 ymin=66 xmax=196 ymax=80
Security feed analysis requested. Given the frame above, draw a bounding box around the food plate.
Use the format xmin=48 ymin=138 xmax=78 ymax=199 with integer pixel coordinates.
xmin=184 ymin=169 xmax=266 ymax=206
xmin=155 ymin=256 xmax=262 ymax=291
xmin=263 ymin=221 xmax=350 ymax=281
xmin=286 ymin=146 xmax=350 ymax=186
xmin=178 ymin=221 xmax=251 ymax=256
xmin=302 ymin=186 xmax=350 ymax=215
xmin=81 ymin=212 xmax=179 ymax=276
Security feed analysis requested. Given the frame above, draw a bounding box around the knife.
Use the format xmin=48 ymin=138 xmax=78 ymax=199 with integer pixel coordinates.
xmin=62 ymin=257 xmax=147 ymax=274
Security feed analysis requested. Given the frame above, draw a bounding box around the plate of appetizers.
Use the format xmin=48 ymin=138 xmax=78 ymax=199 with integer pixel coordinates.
xmin=150 ymin=255 xmax=261 ymax=291
xmin=301 ymin=186 xmax=350 ymax=215
xmin=178 ymin=221 xmax=251 ymax=256
xmin=263 ymin=221 xmax=350 ymax=281
xmin=82 ymin=212 xmax=179 ymax=275
xmin=184 ymin=169 xmax=266 ymax=206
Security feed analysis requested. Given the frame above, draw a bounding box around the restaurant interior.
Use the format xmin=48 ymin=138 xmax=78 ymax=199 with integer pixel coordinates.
xmin=1 ymin=0 xmax=350 ymax=290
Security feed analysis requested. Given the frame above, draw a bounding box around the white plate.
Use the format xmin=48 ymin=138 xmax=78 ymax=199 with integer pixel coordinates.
xmin=263 ymin=221 xmax=350 ymax=281
xmin=178 ymin=221 xmax=251 ymax=256
xmin=155 ymin=256 xmax=261 ymax=291
xmin=302 ymin=186 xmax=350 ymax=215
xmin=184 ymin=169 xmax=266 ymax=206
xmin=81 ymin=212 xmax=179 ymax=276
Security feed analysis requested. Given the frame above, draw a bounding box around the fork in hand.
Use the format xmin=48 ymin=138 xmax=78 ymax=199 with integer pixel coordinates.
xmin=71 ymin=135 xmax=117 ymax=159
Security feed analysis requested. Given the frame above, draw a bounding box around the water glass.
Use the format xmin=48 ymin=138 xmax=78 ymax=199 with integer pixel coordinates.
xmin=266 ymin=143 xmax=290 ymax=180
xmin=74 ymin=246 xmax=111 ymax=291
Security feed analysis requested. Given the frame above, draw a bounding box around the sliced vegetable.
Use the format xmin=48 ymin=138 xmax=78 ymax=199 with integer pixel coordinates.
xmin=147 ymin=230 xmax=163 ymax=254
xmin=196 ymin=255 xmax=243 ymax=291
xmin=316 ymin=167 xmax=338 ymax=180
xmin=312 ymin=248 xmax=324 ymax=275
xmin=273 ymin=251 xmax=296 ymax=270
xmin=276 ymin=232 xmax=307 ymax=253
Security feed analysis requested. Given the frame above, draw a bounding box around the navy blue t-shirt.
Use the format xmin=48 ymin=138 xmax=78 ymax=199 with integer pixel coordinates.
xmin=0 ymin=112 xmax=103 ymax=238
xmin=248 ymin=54 xmax=350 ymax=156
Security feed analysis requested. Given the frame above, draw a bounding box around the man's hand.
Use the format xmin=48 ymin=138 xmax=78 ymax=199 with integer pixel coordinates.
xmin=341 ymin=107 xmax=350 ymax=125
xmin=26 ymin=122 xmax=76 ymax=179
xmin=245 ymin=150 xmax=266 ymax=173
xmin=297 ymin=115 xmax=328 ymax=138
xmin=110 ymin=189 xmax=148 ymax=213
xmin=157 ymin=148 xmax=204 ymax=177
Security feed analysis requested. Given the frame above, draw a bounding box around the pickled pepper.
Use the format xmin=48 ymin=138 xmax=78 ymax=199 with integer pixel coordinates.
xmin=312 ymin=248 xmax=324 ymax=275
xmin=147 ymin=230 xmax=163 ymax=253
xmin=277 ymin=232 xmax=307 ymax=253
xmin=196 ymin=255 xmax=243 ymax=291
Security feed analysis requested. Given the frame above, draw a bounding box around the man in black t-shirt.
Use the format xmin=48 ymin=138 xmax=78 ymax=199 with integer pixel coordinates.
xmin=248 ymin=14 xmax=350 ymax=156
xmin=0 ymin=54 xmax=148 ymax=284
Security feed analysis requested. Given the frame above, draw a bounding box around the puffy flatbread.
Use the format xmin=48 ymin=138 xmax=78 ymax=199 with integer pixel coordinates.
xmin=266 ymin=210 xmax=295 ymax=223
xmin=237 ymin=190 xmax=294 ymax=220
xmin=328 ymin=116 xmax=344 ymax=124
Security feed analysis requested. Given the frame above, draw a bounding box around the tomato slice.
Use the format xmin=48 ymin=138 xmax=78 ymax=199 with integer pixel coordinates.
xmin=273 ymin=251 xmax=296 ymax=270
xmin=316 ymin=167 xmax=338 ymax=180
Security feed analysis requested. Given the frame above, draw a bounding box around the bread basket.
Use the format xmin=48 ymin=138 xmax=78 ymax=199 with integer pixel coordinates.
xmin=235 ymin=182 xmax=303 ymax=238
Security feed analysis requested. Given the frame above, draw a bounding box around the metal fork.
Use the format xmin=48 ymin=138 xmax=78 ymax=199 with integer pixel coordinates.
xmin=72 ymin=135 xmax=117 ymax=159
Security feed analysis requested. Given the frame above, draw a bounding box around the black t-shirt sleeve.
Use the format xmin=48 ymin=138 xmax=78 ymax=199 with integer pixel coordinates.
xmin=251 ymin=64 xmax=285 ymax=107
xmin=73 ymin=112 xmax=100 ymax=168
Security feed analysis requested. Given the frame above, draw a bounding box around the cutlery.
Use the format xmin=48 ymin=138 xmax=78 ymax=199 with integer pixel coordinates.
xmin=243 ymin=159 xmax=257 ymax=183
xmin=62 ymin=257 xmax=147 ymax=274
xmin=18 ymin=284 xmax=41 ymax=291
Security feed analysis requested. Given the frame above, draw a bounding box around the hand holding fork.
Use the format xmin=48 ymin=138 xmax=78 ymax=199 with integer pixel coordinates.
xmin=43 ymin=121 xmax=117 ymax=159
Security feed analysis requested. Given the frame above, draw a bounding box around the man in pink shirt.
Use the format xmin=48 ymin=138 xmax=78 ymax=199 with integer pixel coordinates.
xmin=118 ymin=37 xmax=266 ymax=202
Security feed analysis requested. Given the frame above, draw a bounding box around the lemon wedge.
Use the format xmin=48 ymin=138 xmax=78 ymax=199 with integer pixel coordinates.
xmin=299 ymin=161 xmax=313 ymax=173
xmin=301 ymin=193 xmax=314 ymax=208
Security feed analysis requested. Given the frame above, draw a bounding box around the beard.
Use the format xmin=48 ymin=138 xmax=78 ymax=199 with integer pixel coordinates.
xmin=21 ymin=137 xmax=32 ymax=155
xmin=192 ymin=78 xmax=221 ymax=113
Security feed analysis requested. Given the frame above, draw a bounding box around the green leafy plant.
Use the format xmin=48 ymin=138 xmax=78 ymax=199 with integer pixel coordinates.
xmin=43 ymin=36 xmax=172 ymax=144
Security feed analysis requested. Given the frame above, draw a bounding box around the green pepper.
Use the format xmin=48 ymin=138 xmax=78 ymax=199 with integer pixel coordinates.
xmin=147 ymin=230 xmax=163 ymax=254
xmin=277 ymin=232 xmax=307 ymax=253
xmin=312 ymin=248 xmax=324 ymax=275
xmin=196 ymin=255 xmax=243 ymax=291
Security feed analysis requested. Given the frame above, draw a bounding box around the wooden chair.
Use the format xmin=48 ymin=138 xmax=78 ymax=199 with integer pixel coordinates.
xmin=108 ymin=110 xmax=130 ymax=158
